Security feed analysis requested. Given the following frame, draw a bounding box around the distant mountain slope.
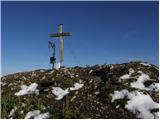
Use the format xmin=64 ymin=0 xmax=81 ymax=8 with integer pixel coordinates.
xmin=1 ymin=61 xmax=159 ymax=119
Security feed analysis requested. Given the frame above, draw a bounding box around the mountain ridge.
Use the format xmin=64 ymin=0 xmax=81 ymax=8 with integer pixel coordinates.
xmin=1 ymin=61 xmax=159 ymax=119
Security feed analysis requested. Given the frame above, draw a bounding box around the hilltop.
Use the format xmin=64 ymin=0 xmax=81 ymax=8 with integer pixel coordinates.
xmin=1 ymin=61 xmax=159 ymax=119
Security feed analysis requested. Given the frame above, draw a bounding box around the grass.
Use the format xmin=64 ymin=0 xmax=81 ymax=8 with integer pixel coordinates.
xmin=1 ymin=94 xmax=52 ymax=119
xmin=113 ymin=97 xmax=129 ymax=108
xmin=1 ymin=95 xmax=20 ymax=118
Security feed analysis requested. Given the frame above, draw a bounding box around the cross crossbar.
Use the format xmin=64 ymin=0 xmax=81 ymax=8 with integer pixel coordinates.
xmin=50 ymin=32 xmax=72 ymax=37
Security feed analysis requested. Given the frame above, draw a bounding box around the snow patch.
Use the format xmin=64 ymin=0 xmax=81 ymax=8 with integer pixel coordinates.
xmin=111 ymin=89 xmax=159 ymax=119
xmin=116 ymin=105 xmax=120 ymax=109
xmin=31 ymin=72 xmax=36 ymax=77
xmin=24 ymin=110 xmax=50 ymax=119
xmin=130 ymin=71 xmax=158 ymax=91
xmin=8 ymin=107 xmax=17 ymax=118
xmin=127 ymin=71 xmax=159 ymax=91
xmin=34 ymin=112 xmax=51 ymax=119
xmin=153 ymin=112 xmax=159 ymax=119
xmin=52 ymin=87 xmax=69 ymax=100
xmin=125 ymin=93 xmax=159 ymax=119
xmin=54 ymin=63 xmax=61 ymax=70
xmin=129 ymin=68 xmax=135 ymax=75
xmin=15 ymin=83 xmax=39 ymax=96
xmin=119 ymin=68 xmax=135 ymax=80
xmin=40 ymin=69 xmax=45 ymax=72
xmin=70 ymin=83 xmax=84 ymax=91
xmin=52 ymin=82 xmax=84 ymax=100
xmin=120 ymin=74 xmax=130 ymax=80
xmin=110 ymin=65 xmax=114 ymax=70
xmin=140 ymin=62 xmax=151 ymax=67
xmin=111 ymin=89 xmax=135 ymax=102
xmin=48 ymin=70 xmax=54 ymax=75
xmin=95 ymin=91 xmax=100 ymax=95
xmin=131 ymin=71 xmax=150 ymax=90
xmin=148 ymin=83 xmax=159 ymax=92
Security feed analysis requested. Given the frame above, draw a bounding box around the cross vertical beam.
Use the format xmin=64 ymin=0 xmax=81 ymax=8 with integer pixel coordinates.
xmin=58 ymin=24 xmax=63 ymax=67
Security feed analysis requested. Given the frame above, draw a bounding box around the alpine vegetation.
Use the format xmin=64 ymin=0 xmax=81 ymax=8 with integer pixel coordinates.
xmin=1 ymin=62 xmax=159 ymax=119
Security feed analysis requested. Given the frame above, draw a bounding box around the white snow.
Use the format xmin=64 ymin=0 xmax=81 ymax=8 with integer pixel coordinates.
xmin=129 ymin=68 xmax=135 ymax=75
xmin=15 ymin=83 xmax=39 ymax=96
xmin=119 ymin=68 xmax=135 ymax=80
xmin=125 ymin=93 xmax=159 ymax=119
xmin=124 ymin=71 xmax=160 ymax=92
xmin=110 ymin=65 xmax=114 ymax=70
xmin=148 ymin=83 xmax=159 ymax=92
xmin=24 ymin=110 xmax=50 ymax=119
xmin=120 ymin=74 xmax=130 ymax=80
xmin=24 ymin=110 xmax=40 ymax=119
xmin=52 ymin=82 xmax=84 ymax=100
xmin=111 ymin=89 xmax=159 ymax=119
xmin=52 ymin=87 xmax=69 ymax=100
xmin=40 ymin=69 xmax=45 ymax=72
xmin=153 ymin=112 xmax=159 ymax=119
xmin=130 ymin=71 xmax=159 ymax=91
xmin=131 ymin=71 xmax=150 ymax=90
xmin=116 ymin=105 xmax=120 ymax=109
xmin=54 ymin=63 xmax=61 ymax=70
xmin=8 ymin=107 xmax=17 ymax=118
xmin=34 ymin=112 xmax=51 ymax=119
xmin=140 ymin=62 xmax=151 ymax=67
xmin=111 ymin=89 xmax=135 ymax=102
xmin=95 ymin=91 xmax=100 ymax=95
xmin=31 ymin=72 xmax=36 ymax=77
xmin=48 ymin=70 xmax=54 ymax=75
xmin=70 ymin=83 xmax=84 ymax=91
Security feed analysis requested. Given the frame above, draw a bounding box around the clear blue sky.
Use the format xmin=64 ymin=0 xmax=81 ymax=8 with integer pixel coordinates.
xmin=1 ymin=1 xmax=159 ymax=75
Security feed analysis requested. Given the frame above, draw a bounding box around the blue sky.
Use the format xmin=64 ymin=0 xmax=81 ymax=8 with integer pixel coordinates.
xmin=1 ymin=1 xmax=159 ymax=75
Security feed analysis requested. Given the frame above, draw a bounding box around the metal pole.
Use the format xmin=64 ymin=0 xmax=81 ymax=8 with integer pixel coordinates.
xmin=53 ymin=40 xmax=56 ymax=69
